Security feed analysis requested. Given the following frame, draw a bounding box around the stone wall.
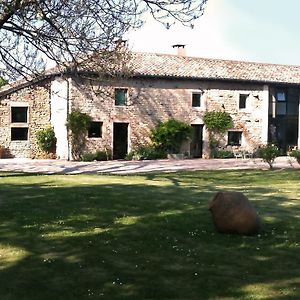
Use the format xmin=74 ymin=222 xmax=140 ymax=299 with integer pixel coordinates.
xmin=0 ymin=80 xmax=51 ymax=158
xmin=204 ymin=82 xmax=266 ymax=150
xmin=0 ymin=75 xmax=267 ymax=159
xmin=70 ymin=76 xmax=267 ymax=157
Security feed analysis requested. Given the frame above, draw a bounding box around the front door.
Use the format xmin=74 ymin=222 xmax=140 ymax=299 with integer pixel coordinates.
xmin=113 ymin=123 xmax=128 ymax=159
xmin=190 ymin=125 xmax=203 ymax=158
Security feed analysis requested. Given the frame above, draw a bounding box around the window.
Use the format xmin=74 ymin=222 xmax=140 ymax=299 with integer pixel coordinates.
xmin=228 ymin=131 xmax=242 ymax=146
xmin=11 ymin=107 xmax=28 ymax=123
xmin=276 ymin=91 xmax=286 ymax=102
xmin=10 ymin=106 xmax=29 ymax=141
xmin=239 ymin=94 xmax=248 ymax=109
xmin=88 ymin=121 xmax=103 ymax=138
xmin=276 ymin=90 xmax=286 ymax=115
xmin=192 ymin=93 xmax=201 ymax=107
xmin=115 ymin=88 xmax=127 ymax=106
xmin=11 ymin=128 xmax=28 ymax=141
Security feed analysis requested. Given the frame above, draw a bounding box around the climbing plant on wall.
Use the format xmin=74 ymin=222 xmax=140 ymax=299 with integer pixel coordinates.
xmin=150 ymin=119 xmax=192 ymax=154
xmin=66 ymin=110 xmax=92 ymax=160
xmin=203 ymin=111 xmax=233 ymax=157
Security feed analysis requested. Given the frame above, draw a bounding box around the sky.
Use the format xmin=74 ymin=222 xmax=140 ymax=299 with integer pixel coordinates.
xmin=126 ymin=0 xmax=300 ymax=66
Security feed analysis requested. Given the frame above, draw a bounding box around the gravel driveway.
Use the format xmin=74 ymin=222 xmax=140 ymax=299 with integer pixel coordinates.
xmin=0 ymin=156 xmax=298 ymax=175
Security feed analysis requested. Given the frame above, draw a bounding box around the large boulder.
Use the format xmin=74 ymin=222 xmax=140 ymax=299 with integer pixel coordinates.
xmin=209 ymin=191 xmax=261 ymax=235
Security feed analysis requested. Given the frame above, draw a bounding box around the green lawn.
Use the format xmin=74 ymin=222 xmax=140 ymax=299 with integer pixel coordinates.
xmin=0 ymin=170 xmax=299 ymax=300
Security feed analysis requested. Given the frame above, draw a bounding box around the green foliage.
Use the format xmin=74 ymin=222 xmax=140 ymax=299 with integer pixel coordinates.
xmin=126 ymin=146 xmax=167 ymax=160
xmin=203 ymin=111 xmax=233 ymax=157
xmin=210 ymin=149 xmax=234 ymax=159
xmin=203 ymin=111 xmax=233 ymax=134
xmin=67 ymin=110 xmax=91 ymax=136
xmin=289 ymin=149 xmax=300 ymax=164
xmin=35 ymin=126 xmax=56 ymax=153
xmin=257 ymin=144 xmax=280 ymax=169
xmin=0 ymin=77 xmax=8 ymax=88
xmin=81 ymin=152 xmax=96 ymax=162
xmin=66 ymin=110 xmax=92 ymax=160
xmin=81 ymin=150 xmax=112 ymax=162
xmin=150 ymin=119 xmax=192 ymax=154
xmin=95 ymin=149 xmax=112 ymax=161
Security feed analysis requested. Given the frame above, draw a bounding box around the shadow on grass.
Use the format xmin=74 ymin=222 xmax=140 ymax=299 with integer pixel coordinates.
xmin=0 ymin=170 xmax=299 ymax=299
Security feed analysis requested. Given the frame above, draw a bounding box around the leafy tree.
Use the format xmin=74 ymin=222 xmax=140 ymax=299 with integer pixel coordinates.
xmin=257 ymin=144 xmax=280 ymax=169
xmin=0 ymin=0 xmax=207 ymax=80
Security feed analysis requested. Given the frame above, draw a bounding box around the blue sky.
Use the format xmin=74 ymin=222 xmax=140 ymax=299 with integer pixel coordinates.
xmin=127 ymin=0 xmax=300 ymax=65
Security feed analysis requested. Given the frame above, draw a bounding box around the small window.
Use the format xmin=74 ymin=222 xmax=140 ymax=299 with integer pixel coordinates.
xmin=239 ymin=94 xmax=248 ymax=109
xmin=228 ymin=131 xmax=242 ymax=146
xmin=276 ymin=91 xmax=286 ymax=102
xmin=88 ymin=122 xmax=103 ymax=138
xmin=11 ymin=128 xmax=28 ymax=141
xmin=115 ymin=88 xmax=127 ymax=106
xmin=11 ymin=107 xmax=28 ymax=123
xmin=192 ymin=93 xmax=201 ymax=107
xmin=275 ymin=91 xmax=287 ymax=115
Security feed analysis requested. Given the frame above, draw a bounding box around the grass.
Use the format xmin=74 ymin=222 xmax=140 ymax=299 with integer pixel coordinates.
xmin=0 ymin=169 xmax=299 ymax=299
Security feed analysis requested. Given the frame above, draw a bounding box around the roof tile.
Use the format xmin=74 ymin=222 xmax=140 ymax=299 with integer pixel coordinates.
xmin=129 ymin=52 xmax=300 ymax=84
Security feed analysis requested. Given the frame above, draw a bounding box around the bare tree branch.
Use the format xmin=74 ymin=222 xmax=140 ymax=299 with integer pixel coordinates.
xmin=0 ymin=0 xmax=207 ymax=80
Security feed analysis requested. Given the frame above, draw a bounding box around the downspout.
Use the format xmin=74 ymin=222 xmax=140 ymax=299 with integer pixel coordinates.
xmin=261 ymin=85 xmax=269 ymax=145
xmin=298 ymin=93 xmax=300 ymax=149
xmin=67 ymin=77 xmax=71 ymax=161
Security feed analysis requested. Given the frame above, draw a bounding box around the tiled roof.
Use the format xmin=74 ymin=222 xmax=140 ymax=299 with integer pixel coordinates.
xmin=2 ymin=52 xmax=300 ymax=97
xmin=129 ymin=52 xmax=300 ymax=84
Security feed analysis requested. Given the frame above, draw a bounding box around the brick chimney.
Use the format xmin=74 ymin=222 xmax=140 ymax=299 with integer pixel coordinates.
xmin=172 ymin=44 xmax=186 ymax=56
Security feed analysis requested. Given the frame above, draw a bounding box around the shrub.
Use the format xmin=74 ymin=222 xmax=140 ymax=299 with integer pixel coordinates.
xmin=150 ymin=119 xmax=192 ymax=154
xmin=211 ymin=149 xmax=234 ymax=159
xmin=95 ymin=150 xmax=111 ymax=161
xmin=126 ymin=146 xmax=167 ymax=160
xmin=81 ymin=153 xmax=96 ymax=162
xmin=289 ymin=150 xmax=300 ymax=164
xmin=81 ymin=149 xmax=112 ymax=162
xmin=36 ymin=126 xmax=56 ymax=153
xmin=257 ymin=144 xmax=280 ymax=169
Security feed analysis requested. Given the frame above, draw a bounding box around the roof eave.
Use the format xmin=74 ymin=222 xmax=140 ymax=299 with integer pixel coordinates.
xmin=131 ymin=73 xmax=300 ymax=87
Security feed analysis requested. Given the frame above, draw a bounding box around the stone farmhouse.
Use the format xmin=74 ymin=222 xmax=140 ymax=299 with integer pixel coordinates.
xmin=0 ymin=47 xmax=300 ymax=160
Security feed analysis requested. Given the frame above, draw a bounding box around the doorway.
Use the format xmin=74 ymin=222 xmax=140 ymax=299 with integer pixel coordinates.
xmin=113 ymin=123 xmax=128 ymax=159
xmin=190 ymin=124 xmax=203 ymax=158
